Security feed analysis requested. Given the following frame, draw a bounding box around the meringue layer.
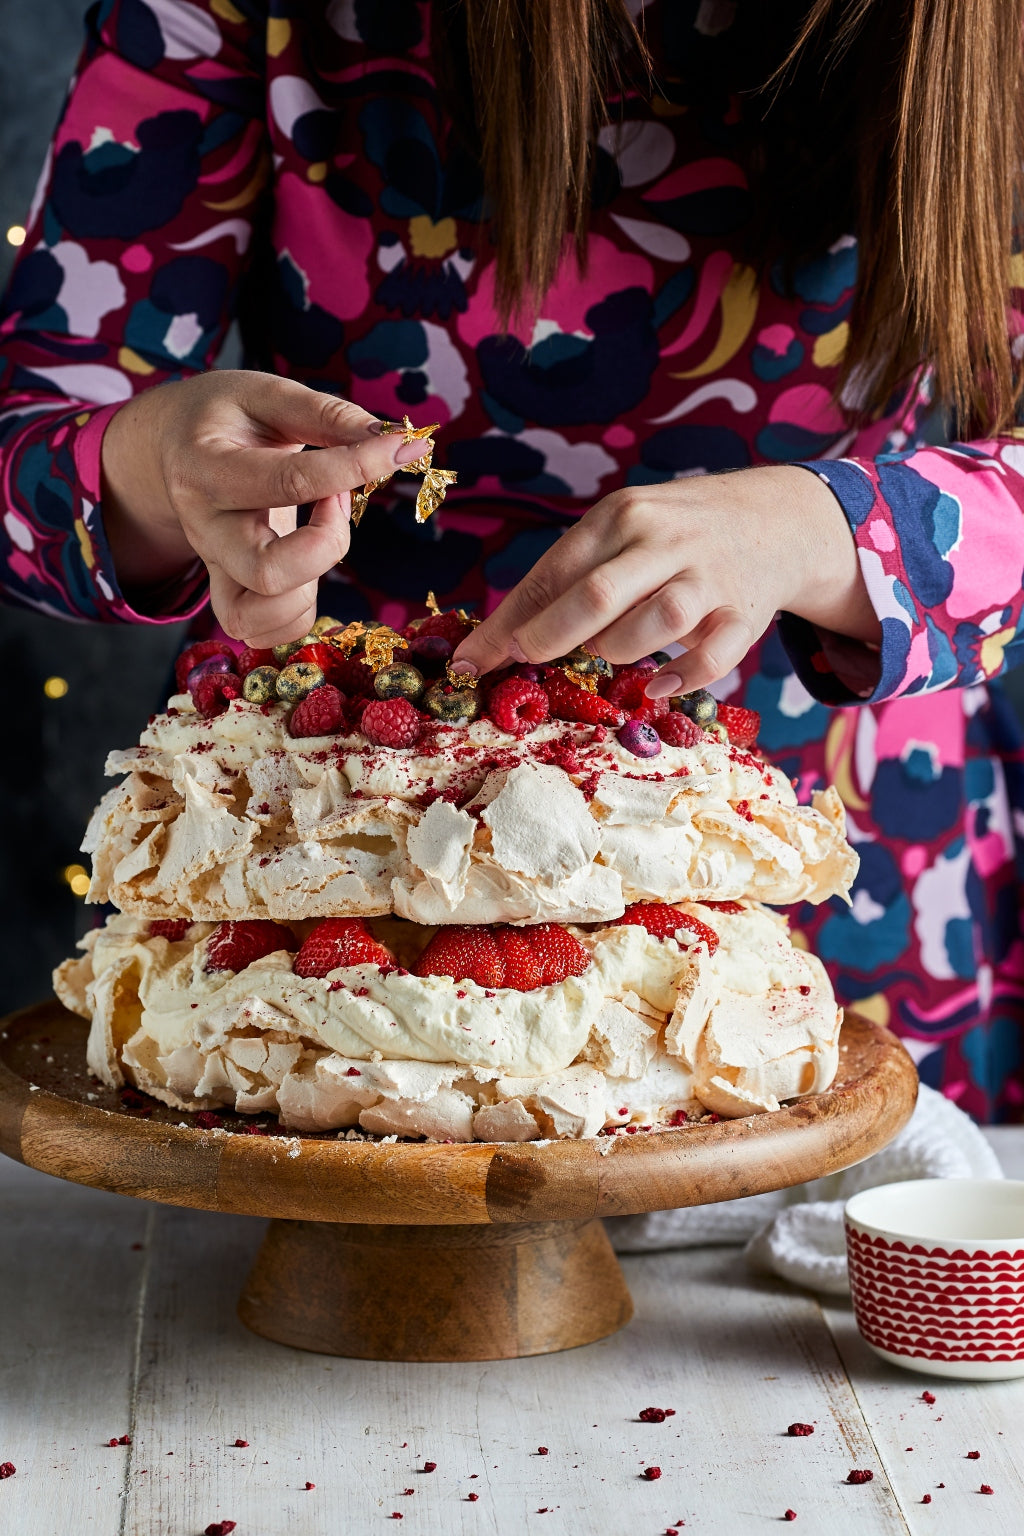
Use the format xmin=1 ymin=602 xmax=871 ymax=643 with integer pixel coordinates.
xmin=54 ymin=902 xmax=842 ymax=1139
xmin=83 ymin=695 xmax=857 ymax=924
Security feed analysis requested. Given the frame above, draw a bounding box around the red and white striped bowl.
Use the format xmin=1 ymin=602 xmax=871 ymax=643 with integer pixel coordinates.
xmin=845 ymin=1179 xmax=1024 ymax=1380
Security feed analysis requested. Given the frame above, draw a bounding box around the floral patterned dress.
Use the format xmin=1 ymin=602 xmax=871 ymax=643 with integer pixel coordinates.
xmin=2 ymin=0 xmax=1023 ymax=1120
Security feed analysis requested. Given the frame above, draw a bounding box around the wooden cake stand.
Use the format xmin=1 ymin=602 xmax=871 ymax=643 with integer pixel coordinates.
xmin=0 ymin=1000 xmax=916 ymax=1362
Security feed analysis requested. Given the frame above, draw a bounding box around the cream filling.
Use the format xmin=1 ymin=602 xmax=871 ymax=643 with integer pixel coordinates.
xmin=55 ymin=903 xmax=841 ymax=1138
xmin=84 ymin=696 xmax=858 ymax=922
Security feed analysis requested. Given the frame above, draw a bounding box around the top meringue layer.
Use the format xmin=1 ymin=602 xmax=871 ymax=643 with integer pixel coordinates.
xmin=83 ymin=694 xmax=858 ymax=923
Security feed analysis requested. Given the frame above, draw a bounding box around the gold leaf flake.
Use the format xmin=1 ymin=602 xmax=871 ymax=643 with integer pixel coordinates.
xmin=565 ymin=667 xmax=597 ymax=692
xmin=445 ymin=660 xmax=479 ymax=688
xmin=425 ymin=591 xmax=442 ymax=615
xmin=362 ymin=626 xmax=406 ymax=672
xmin=322 ymin=621 xmax=366 ymax=657
xmin=415 ymin=467 xmax=458 ymax=523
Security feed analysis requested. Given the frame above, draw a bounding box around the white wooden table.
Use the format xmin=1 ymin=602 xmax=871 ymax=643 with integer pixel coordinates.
xmin=0 ymin=1131 xmax=1020 ymax=1536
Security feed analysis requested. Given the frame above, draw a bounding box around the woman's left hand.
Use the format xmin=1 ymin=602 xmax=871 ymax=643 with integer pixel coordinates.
xmin=450 ymin=464 xmax=881 ymax=697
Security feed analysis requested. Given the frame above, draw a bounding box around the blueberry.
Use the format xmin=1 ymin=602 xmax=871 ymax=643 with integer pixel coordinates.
xmin=676 ymin=689 xmax=717 ymax=725
xmin=187 ymin=654 xmax=236 ymax=692
xmin=616 ymin=719 xmax=662 ymax=758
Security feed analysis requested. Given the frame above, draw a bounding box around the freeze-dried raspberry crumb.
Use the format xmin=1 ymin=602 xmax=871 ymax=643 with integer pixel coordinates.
xmin=846 ymin=1469 xmax=874 ymax=1484
xmin=233 ymin=1439 xmax=248 ymax=1448
xmin=422 ymin=1461 xmax=437 ymax=1473
xmin=642 ymin=1466 xmax=662 ymax=1480
xmin=390 ymin=1514 xmax=403 ymax=1520
xmin=967 ymin=1450 xmax=980 ymax=1459
xmin=787 ymin=1423 xmax=815 ymax=1437
xmin=194 ymin=1111 xmax=224 ymax=1130
xmin=784 ymin=1512 xmax=797 ymax=1522
xmin=0 ymin=1463 xmax=14 ymax=1479
xmin=980 ymin=1485 xmax=994 ymax=1495
xmin=304 ymin=1481 xmax=315 ymax=1490
xmin=537 ymin=1446 xmax=549 ymax=1455
xmin=487 ymin=677 xmax=549 ymax=737
xmin=922 ymin=1495 xmax=932 ymax=1504
xmin=204 ymin=1524 xmax=237 ymax=1535
xmin=362 ymin=697 xmax=423 ymax=748
xmin=118 ymin=1435 xmax=131 ymax=1445
xmin=921 ymin=1391 xmax=936 ymax=1403
xmin=639 ymin=1408 xmax=668 ymax=1423
xmin=467 ymin=1492 xmax=479 ymax=1501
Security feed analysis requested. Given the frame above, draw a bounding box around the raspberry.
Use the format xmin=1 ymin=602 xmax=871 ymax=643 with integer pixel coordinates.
xmin=526 ymin=923 xmax=591 ymax=985
xmin=174 ymin=640 xmax=235 ymax=693
xmin=494 ymin=927 xmax=544 ymax=989
xmin=205 ymin=920 xmax=295 ymax=973
xmin=544 ymin=672 xmax=624 ymax=727
xmin=236 ymin=646 xmax=275 ymax=677
xmin=293 ymin=918 xmax=395 ymax=978
xmin=604 ymin=667 xmax=668 ymax=718
xmin=656 ymin=712 xmax=703 ymax=748
xmin=612 ymin=903 xmax=720 ymax=955
xmin=149 ymin=919 xmax=191 ymax=941
xmin=362 ymin=697 xmax=423 ymax=748
xmin=322 ymin=654 xmax=378 ymax=696
xmin=345 ymin=694 xmax=374 ymax=731
xmin=716 ymin=702 xmax=760 ymax=748
xmin=0 ymin=1464 xmax=15 ymax=1479
xmin=488 ymin=677 xmax=550 ymax=737
xmin=289 ymin=684 xmax=346 ymax=738
xmin=408 ymin=611 xmax=473 ymax=647
xmin=414 ymin=926 xmax=506 ymax=988
xmin=193 ymin=672 xmax=242 ymax=719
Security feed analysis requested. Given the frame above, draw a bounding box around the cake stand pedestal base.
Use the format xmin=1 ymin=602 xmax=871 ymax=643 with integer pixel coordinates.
xmin=237 ymin=1216 xmax=634 ymax=1360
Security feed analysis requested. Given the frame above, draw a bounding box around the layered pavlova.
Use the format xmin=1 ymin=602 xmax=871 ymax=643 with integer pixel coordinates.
xmin=55 ymin=609 xmax=858 ymax=1140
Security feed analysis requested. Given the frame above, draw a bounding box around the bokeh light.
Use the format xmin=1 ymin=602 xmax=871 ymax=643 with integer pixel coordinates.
xmin=63 ymin=863 xmax=90 ymax=897
xmin=6 ymin=225 xmax=25 ymax=247
xmin=43 ymin=676 xmax=69 ymax=699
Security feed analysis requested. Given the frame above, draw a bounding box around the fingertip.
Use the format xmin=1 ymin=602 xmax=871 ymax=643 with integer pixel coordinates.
xmin=644 ymin=671 xmax=683 ymax=699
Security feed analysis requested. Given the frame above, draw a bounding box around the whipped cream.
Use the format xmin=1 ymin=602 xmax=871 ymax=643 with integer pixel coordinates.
xmin=55 ymin=902 xmax=841 ymax=1138
xmin=83 ymin=695 xmax=857 ymax=923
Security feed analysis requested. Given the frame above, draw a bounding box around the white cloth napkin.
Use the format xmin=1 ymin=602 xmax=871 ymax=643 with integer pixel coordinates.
xmin=606 ymin=1085 xmax=1004 ymax=1293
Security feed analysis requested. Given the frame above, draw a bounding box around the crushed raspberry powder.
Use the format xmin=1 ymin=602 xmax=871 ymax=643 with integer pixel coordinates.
xmin=304 ymin=1481 xmax=315 ymax=1490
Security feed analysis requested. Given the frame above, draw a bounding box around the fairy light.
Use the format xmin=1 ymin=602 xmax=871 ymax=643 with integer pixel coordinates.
xmin=43 ymin=675 xmax=69 ymax=699
xmin=6 ymin=225 xmax=25 ymax=247
xmin=63 ymin=863 xmax=90 ymax=897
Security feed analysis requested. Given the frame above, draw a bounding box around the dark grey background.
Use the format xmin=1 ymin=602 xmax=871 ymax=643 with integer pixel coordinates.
xmin=2 ymin=3 xmax=1024 ymax=1017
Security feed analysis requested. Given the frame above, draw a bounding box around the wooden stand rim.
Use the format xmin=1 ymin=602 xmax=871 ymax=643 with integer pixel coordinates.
xmin=0 ymin=1000 xmax=918 ymax=1226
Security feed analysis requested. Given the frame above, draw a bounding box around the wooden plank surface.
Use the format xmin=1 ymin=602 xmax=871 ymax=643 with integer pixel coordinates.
xmin=0 ymin=1133 xmax=1021 ymax=1535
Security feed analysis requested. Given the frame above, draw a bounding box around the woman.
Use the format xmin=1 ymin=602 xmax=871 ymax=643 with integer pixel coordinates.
xmin=1 ymin=0 xmax=1022 ymax=1119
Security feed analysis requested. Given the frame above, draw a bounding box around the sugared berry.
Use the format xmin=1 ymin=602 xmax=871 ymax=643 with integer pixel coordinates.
xmin=616 ymin=718 xmax=661 ymax=757
xmin=242 ymin=665 xmax=280 ymax=704
xmin=676 ymin=688 xmax=717 ymax=725
xmin=488 ymin=677 xmax=550 ymax=737
xmin=423 ymin=680 xmax=482 ymax=723
xmin=275 ymin=661 xmax=324 ymax=703
xmin=311 ymin=615 xmax=342 ymax=636
xmin=554 ymin=648 xmax=612 ymax=678
xmin=656 ymin=712 xmax=703 ymax=748
xmin=289 ymin=684 xmax=346 ymax=738
xmin=361 ymin=697 xmax=423 ymax=748
xmin=374 ymin=662 xmax=426 ymax=703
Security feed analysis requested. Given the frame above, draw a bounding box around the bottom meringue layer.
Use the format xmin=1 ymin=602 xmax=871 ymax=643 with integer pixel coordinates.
xmin=54 ymin=904 xmax=842 ymax=1139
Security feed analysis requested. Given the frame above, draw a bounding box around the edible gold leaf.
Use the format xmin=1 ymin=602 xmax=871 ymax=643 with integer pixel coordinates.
xmin=322 ymin=621 xmax=366 ymax=657
xmin=565 ymin=667 xmax=597 ymax=692
xmin=415 ymin=467 xmax=458 ymax=523
xmin=362 ymin=626 xmax=406 ymax=672
xmin=445 ymin=659 xmax=479 ymax=688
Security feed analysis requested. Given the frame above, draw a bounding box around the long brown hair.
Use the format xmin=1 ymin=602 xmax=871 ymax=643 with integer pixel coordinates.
xmin=434 ymin=0 xmax=1024 ymax=435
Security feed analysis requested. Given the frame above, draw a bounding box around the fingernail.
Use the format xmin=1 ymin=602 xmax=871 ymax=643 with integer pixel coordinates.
xmin=367 ymin=420 xmax=385 ymax=435
xmin=448 ymin=660 xmax=479 ymax=678
xmin=395 ymin=438 xmax=433 ymax=464
xmin=508 ymin=637 xmax=528 ymax=664
xmin=645 ymin=672 xmax=683 ymax=699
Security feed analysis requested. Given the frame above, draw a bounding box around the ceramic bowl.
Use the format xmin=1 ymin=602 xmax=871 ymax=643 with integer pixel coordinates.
xmin=845 ymin=1179 xmax=1024 ymax=1380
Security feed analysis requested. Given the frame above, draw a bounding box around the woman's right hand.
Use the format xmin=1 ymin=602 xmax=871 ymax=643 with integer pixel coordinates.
xmin=100 ymin=370 xmax=430 ymax=645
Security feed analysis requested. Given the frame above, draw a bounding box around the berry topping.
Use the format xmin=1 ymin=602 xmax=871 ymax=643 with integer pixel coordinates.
xmin=488 ymin=677 xmax=550 ymax=737
xmin=423 ymin=679 xmax=482 ymax=722
xmin=374 ymin=661 xmax=426 ymax=703
xmin=293 ymin=918 xmax=396 ymax=978
xmin=612 ymin=903 xmax=720 ymax=955
xmin=362 ymin=697 xmax=424 ymax=748
xmin=544 ymin=672 xmax=624 ymax=727
xmin=205 ymin=1524 xmax=237 ymax=1536
xmin=413 ymin=923 xmax=589 ymax=990
xmin=187 ymin=653 xmax=236 ymax=692
xmin=846 ymin=1469 xmax=874 ymax=1484
xmin=655 ymin=712 xmax=703 ymax=749
xmin=0 ymin=1464 xmax=15 ymax=1479
xmin=787 ymin=1423 xmax=815 ymax=1437
xmin=675 ymin=688 xmax=718 ymax=725
xmin=241 ymin=665 xmax=280 ymax=704
xmin=639 ymin=1407 xmax=668 ymax=1423
xmin=407 ymin=610 xmax=473 ymax=648
xmin=641 ymin=1466 xmax=662 ymax=1481
xmin=604 ymin=667 xmax=669 ymax=720
xmin=236 ymin=646 xmax=275 ymax=677
xmin=148 ymin=919 xmax=191 ymax=942
xmin=276 ymin=660 xmax=324 ymax=703
xmin=414 ymin=926 xmax=506 ymax=989
xmin=289 ymin=684 xmax=347 ymax=738
xmin=716 ymin=702 xmax=761 ymax=748
xmin=289 ymin=641 xmax=337 ymax=675
xmin=321 ymin=655 xmax=377 ymax=696
xmin=205 ymin=920 xmax=295 ymax=973
xmin=174 ymin=640 xmax=235 ymax=693
xmin=701 ymin=900 xmax=745 ymax=913
xmin=616 ymin=718 xmax=662 ymax=758
xmin=193 ymin=671 xmax=242 ymax=719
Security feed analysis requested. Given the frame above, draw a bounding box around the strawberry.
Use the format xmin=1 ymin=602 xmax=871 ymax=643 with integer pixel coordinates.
xmin=494 ymin=927 xmax=544 ymax=989
xmin=205 ymin=920 xmax=295 ymax=972
xmin=543 ymin=672 xmax=625 ymax=727
xmin=488 ymin=677 xmax=550 ymax=737
xmin=148 ymin=919 xmax=191 ymax=942
xmin=716 ymin=702 xmax=760 ymax=749
xmin=293 ymin=918 xmax=395 ymax=978
xmin=526 ymin=923 xmax=592 ymax=984
xmin=289 ymin=641 xmax=337 ymax=674
xmin=413 ymin=926 xmax=506 ymax=988
xmin=289 ymin=683 xmax=347 ymax=738
xmin=174 ymin=640 xmax=236 ymax=694
xmin=656 ymin=712 xmax=703 ymax=748
xmin=701 ymin=899 xmax=745 ymax=914
xmin=612 ymin=903 xmax=719 ymax=955
xmin=236 ymin=646 xmax=275 ymax=678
